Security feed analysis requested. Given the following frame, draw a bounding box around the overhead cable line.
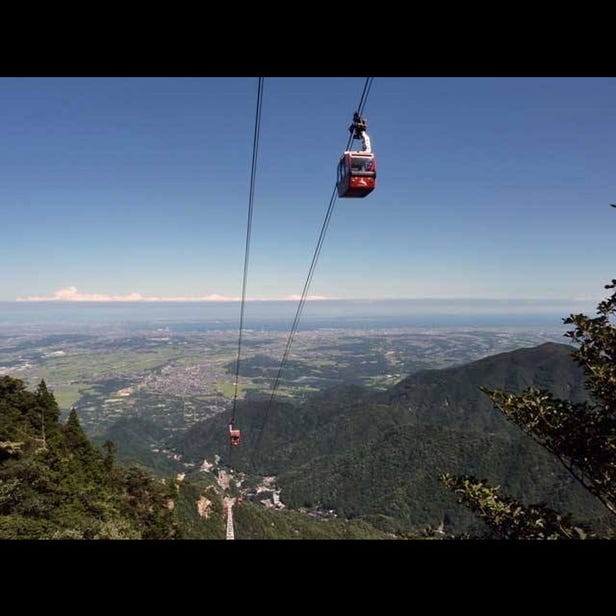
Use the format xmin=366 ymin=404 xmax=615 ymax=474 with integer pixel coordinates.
xmin=250 ymin=77 xmax=374 ymax=467
xmin=228 ymin=76 xmax=264 ymax=463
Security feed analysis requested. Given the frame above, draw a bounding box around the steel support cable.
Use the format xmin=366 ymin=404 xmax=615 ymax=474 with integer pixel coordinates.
xmin=250 ymin=77 xmax=374 ymax=468
xmin=228 ymin=77 xmax=264 ymax=465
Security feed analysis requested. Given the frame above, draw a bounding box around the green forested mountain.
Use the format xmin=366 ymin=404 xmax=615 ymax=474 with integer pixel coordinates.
xmin=0 ymin=376 xmax=388 ymax=539
xmin=383 ymin=341 xmax=590 ymax=431
xmin=0 ymin=376 xmax=178 ymax=539
xmin=233 ymin=500 xmax=390 ymax=539
xmin=92 ymin=416 xmax=184 ymax=477
xmin=176 ymin=342 xmax=609 ymax=534
xmin=6 ymin=341 xmax=606 ymax=539
xmin=174 ymin=472 xmax=390 ymax=539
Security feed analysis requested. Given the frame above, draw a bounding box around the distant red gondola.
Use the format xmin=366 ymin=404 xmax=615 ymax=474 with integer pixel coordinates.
xmin=229 ymin=424 xmax=241 ymax=447
xmin=337 ymin=112 xmax=376 ymax=198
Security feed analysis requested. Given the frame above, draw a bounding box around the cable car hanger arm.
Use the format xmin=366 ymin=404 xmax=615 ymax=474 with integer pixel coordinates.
xmin=349 ymin=111 xmax=371 ymax=153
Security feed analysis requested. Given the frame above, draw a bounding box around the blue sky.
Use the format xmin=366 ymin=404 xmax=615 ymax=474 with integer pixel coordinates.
xmin=1 ymin=77 xmax=614 ymax=302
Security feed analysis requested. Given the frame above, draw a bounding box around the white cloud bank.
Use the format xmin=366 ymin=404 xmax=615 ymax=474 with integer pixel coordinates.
xmin=17 ymin=286 xmax=333 ymax=302
xmin=18 ymin=286 xmax=241 ymax=302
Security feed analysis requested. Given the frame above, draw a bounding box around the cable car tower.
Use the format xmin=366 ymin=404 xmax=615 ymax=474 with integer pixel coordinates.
xmin=225 ymin=497 xmax=235 ymax=540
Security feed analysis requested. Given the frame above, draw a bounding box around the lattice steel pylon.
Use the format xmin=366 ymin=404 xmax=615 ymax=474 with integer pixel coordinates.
xmin=225 ymin=497 xmax=235 ymax=540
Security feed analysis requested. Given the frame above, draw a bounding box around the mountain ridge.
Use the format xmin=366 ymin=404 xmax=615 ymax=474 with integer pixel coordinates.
xmin=175 ymin=341 xmax=606 ymax=533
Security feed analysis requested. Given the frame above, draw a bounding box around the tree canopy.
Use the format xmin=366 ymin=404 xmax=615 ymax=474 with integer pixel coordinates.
xmin=0 ymin=376 xmax=179 ymax=539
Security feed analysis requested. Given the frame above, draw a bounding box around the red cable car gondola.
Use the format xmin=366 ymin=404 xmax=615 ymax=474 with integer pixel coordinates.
xmin=229 ymin=423 xmax=241 ymax=447
xmin=337 ymin=112 xmax=376 ymax=198
xmin=337 ymin=151 xmax=377 ymax=198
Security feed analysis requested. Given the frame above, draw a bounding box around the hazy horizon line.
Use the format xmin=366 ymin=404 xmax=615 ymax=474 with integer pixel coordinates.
xmin=11 ymin=298 xmax=595 ymax=305
xmin=10 ymin=285 xmax=600 ymax=305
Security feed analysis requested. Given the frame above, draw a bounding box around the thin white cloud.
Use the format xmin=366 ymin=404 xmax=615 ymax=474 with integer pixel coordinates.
xmin=16 ymin=286 xmax=337 ymax=303
xmin=17 ymin=286 xmax=241 ymax=302
xmin=282 ymin=294 xmax=332 ymax=301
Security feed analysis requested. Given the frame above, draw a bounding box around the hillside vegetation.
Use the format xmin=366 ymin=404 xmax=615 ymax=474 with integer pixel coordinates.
xmin=0 ymin=376 xmax=389 ymax=539
xmin=440 ymin=279 xmax=616 ymax=538
xmin=176 ymin=342 xmax=609 ymax=534
xmin=0 ymin=376 xmax=178 ymax=539
xmin=6 ymin=339 xmax=607 ymax=538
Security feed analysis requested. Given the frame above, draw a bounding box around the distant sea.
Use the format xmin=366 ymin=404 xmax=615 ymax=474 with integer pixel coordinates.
xmin=0 ymin=298 xmax=594 ymax=335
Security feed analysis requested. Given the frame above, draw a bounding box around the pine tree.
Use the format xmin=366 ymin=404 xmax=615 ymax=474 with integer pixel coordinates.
xmin=102 ymin=440 xmax=116 ymax=472
xmin=62 ymin=407 xmax=101 ymax=477
xmin=64 ymin=408 xmax=90 ymax=452
xmin=36 ymin=379 xmax=60 ymax=424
